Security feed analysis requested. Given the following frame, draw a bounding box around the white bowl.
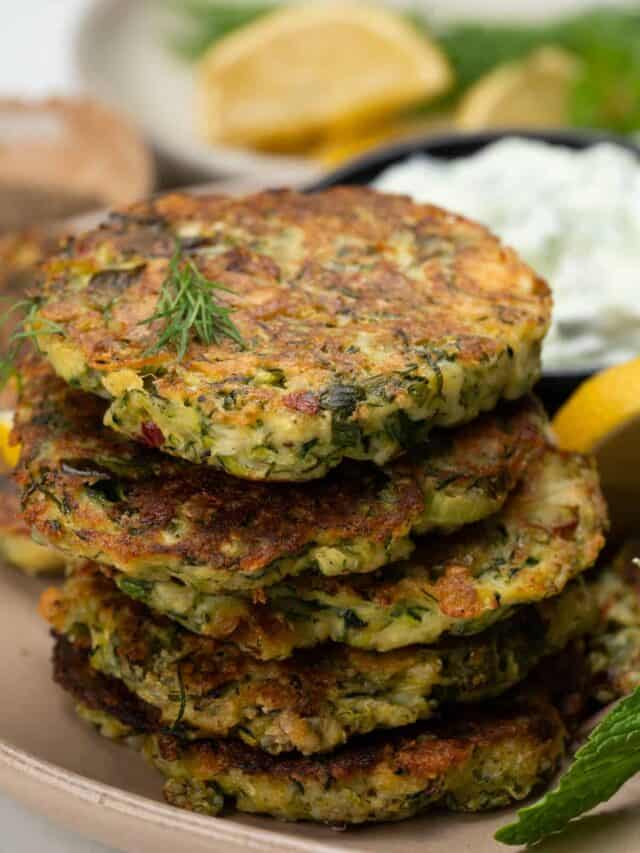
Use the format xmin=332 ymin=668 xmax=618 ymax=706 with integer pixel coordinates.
xmin=74 ymin=0 xmax=323 ymax=187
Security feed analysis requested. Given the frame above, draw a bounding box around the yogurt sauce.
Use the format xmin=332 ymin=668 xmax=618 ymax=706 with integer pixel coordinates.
xmin=373 ymin=138 xmax=640 ymax=371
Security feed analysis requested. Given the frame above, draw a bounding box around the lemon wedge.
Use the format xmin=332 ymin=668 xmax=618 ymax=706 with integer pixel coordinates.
xmin=552 ymin=358 xmax=640 ymax=534
xmin=313 ymin=113 xmax=453 ymax=166
xmin=456 ymin=46 xmax=579 ymax=131
xmin=0 ymin=410 xmax=19 ymax=469
xmin=197 ymin=2 xmax=452 ymax=152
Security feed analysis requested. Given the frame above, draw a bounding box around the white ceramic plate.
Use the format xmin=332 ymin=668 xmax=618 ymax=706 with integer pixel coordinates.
xmin=2 ymin=560 xmax=640 ymax=853
xmin=74 ymin=0 xmax=323 ymax=187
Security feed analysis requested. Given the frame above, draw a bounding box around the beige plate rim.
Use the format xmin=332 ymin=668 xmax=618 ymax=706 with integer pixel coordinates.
xmin=0 ymin=739 xmax=341 ymax=853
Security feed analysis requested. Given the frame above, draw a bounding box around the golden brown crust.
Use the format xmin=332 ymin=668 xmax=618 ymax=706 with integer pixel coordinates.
xmin=53 ymin=633 xmax=562 ymax=783
xmin=53 ymin=633 xmax=161 ymax=734
xmin=207 ymin=448 xmax=606 ymax=657
xmin=32 ymin=187 xmax=551 ymax=478
xmin=16 ymin=354 xmax=547 ymax=592
xmin=39 ymin=189 xmax=550 ymax=375
xmin=44 ymin=560 xmax=597 ymax=754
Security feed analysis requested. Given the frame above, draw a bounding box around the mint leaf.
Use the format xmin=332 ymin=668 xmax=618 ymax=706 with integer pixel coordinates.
xmin=496 ymin=686 xmax=640 ymax=845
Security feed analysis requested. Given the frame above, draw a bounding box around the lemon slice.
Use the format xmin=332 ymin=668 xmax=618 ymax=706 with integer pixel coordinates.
xmin=553 ymin=358 xmax=640 ymax=534
xmin=313 ymin=113 xmax=453 ymax=166
xmin=197 ymin=2 xmax=452 ymax=152
xmin=456 ymin=46 xmax=579 ymax=131
xmin=0 ymin=410 xmax=19 ymax=469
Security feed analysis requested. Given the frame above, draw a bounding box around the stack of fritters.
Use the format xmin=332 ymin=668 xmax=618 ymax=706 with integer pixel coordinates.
xmin=12 ymin=188 xmax=623 ymax=825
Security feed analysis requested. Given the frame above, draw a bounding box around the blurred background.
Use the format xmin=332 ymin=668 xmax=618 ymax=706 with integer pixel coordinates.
xmin=2 ymin=0 xmax=640 ymax=210
xmin=0 ymin=0 xmax=639 ymax=455
xmin=3 ymin=0 xmax=639 ymax=357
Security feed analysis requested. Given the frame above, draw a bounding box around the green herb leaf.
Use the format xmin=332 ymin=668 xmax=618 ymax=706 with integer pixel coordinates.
xmin=140 ymin=242 xmax=244 ymax=359
xmin=496 ymin=685 xmax=640 ymax=846
xmin=435 ymin=23 xmax=550 ymax=98
xmin=116 ymin=577 xmax=153 ymax=603
xmin=564 ymin=10 xmax=640 ymax=133
xmin=0 ymin=298 xmax=64 ymax=388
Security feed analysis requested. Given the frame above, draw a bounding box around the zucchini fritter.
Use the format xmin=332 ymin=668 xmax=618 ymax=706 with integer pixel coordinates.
xmin=42 ymin=561 xmax=597 ymax=755
xmin=0 ymin=476 xmax=63 ymax=575
xmin=111 ymin=448 xmax=606 ymax=659
xmin=54 ymin=638 xmax=566 ymax=825
xmin=51 ymin=552 xmax=640 ymax=826
xmin=588 ymin=540 xmax=640 ymax=702
xmin=148 ymin=696 xmax=565 ymax=824
xmin=16 ymin=356 xmax=547 ymax=593
xmin=30 ymin=188 xmax=550 ymax=480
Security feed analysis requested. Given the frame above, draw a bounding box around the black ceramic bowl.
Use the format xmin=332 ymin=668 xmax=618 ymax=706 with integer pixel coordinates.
xmin=307 ymin=128 xmax=640 ymax=413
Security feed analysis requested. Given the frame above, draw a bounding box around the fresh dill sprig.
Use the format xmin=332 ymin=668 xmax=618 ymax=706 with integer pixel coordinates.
xmin=141 ymin=243 xmax=244 ymax=360
xmin=0 ymin=298 xmax=63 ymax=388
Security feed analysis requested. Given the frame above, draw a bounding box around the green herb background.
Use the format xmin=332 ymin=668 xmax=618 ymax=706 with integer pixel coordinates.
xmin=168 ymin=3 xmax=640 ymax=134
xmin=438 ymin=9 xmax=640 ymax=133
xmin=496 ymin=687 xmax=640 ymax=845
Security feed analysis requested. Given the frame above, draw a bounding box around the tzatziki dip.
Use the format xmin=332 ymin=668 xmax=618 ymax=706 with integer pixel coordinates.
xmin=374 ymin=138 xmax=640 ymax=372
